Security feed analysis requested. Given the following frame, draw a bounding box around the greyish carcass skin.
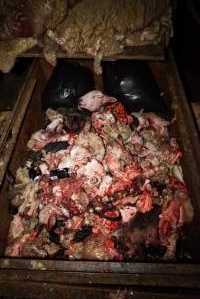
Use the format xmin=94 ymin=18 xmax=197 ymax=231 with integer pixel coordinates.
xmin=78 ymin=90 xmax=116 ymax=112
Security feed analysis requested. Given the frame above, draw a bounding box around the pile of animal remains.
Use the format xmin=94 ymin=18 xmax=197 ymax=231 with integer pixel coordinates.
xmin=5 ymin=91 xmax=193 ymax=260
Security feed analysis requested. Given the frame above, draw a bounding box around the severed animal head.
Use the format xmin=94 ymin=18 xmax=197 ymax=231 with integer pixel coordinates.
xmin=78 ymin=90 xmax=117 ymax=112
xmin=124 ymin=205 xmax=161 ymax=249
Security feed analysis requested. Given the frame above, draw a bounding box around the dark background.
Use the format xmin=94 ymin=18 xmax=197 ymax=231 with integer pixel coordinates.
xmin=172 ymin=0 xmax=200 ymax=102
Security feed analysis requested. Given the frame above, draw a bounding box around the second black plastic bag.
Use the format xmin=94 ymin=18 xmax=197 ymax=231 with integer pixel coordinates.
xmin=102 ymin=60 xmax=167 ymax=114
xmin=42 ymin=60 xmax=95 ymax=110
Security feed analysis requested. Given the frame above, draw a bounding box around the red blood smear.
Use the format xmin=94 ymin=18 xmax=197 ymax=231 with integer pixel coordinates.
xmin=169 ymin=176 xmax=189 ymax=196
xmin=29 ymin=230 xmax=39 ymax=242
xmin=103 ymin=219 xmax=121 ymax=230
xmin=138 ymin=191 xmax=153 ymax=213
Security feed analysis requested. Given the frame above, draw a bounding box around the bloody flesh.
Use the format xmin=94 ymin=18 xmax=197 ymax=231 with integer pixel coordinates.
xmin=4 ymin=93 xmax=193 ymax=261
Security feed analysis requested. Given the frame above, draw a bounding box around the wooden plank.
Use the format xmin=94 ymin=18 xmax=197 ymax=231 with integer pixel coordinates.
xmin=0 ymin=111 xmax=12 ymax=141
xmin=0 ymin=259 xmax=200 ymax=288
xmin=0 ymin=74 xmax=37 ymax=186
xmin=18 ymin=45 xmax=164 ymax=61
xmin=1 ymin=259 xmax=200 ymax=275
xmin=0 ymin=268 xmax=200 ymax=289
xmin=191 ymin=102 xmax=200 ymax=132
xmin=7 ymin=61 xmax=46 ymax=177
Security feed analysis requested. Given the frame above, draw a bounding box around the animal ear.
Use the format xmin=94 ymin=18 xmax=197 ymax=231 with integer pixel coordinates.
xmin=106 ymin=96 xmax=117 ymax=102
xmin=95 ymin=91 xmax=104 ymax=97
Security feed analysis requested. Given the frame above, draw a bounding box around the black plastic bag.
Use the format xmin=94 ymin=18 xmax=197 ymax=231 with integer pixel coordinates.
xmin=102 ymin=60 xmax=167 ymax=114
xmin=42 ymin=60 xmax=95 ymax=110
